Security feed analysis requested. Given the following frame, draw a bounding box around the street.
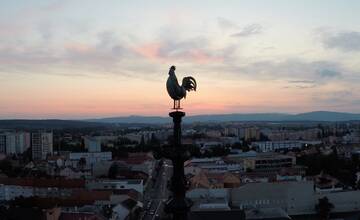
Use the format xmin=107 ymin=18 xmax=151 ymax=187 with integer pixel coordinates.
xmin=142 ymin=160 xmax=172 ymax=220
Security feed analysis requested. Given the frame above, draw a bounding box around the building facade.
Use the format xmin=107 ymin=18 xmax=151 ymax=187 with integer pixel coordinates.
xmin=86 ymin=179 xmax=144 ymax=194
xmin=243 ymin=154 xmax=296 ymax=171
xmin=32 ymin=131 xmax=53 ymax=160
xmin=69 ymin=152 xmax=112 ymax=168
xmin=84 ymin=137 xmax=101 ymax=152
xmin=0 ymin=132 xmax=30 ymax=155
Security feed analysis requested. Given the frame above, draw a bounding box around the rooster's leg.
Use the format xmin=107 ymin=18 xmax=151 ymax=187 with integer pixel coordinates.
xmin=173 ymin=100 xmax=176 ymax=109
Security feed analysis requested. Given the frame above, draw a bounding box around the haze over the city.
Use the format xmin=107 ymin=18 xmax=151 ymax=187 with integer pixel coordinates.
xmin=1 ymin=0 xmax=360 ymax=119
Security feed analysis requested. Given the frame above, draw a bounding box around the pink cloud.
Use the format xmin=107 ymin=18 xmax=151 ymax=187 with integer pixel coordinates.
xmin=133 ymin=42 xmax=223 ymax=63
xmin=186 ymin=49 xmax=223 ymax=63
xmin=64 ymin=43 xmax=93 ymax=53
xmin=133 ymin=43 xmax=162 ymax=60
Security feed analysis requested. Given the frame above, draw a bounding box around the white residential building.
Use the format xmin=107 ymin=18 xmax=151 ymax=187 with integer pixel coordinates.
xmin=69 ymin=152 xmax=112 ymax=168
xmin=252 ymin=141 xmax=303 ymax=152
xmin=0 ymin=132 xmax=30 ymax=154
xmin=0 ymin=184 xmax=33 ymax=201
xmin=231 ymin=181 xmax=360 ymax=216
xmin=185 ymin=157 xmax=243 ymax=174
xmin=0 ymin=184 xmax=72 ymax=201
xmin=87 ymin=179 xmax=144 ymax=194
xmin=188 ymin=180 xmax=360 ymax=217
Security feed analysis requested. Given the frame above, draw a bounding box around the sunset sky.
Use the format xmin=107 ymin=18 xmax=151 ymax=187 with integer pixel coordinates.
xmin=1 ymin=0 xmax=360 ymax=119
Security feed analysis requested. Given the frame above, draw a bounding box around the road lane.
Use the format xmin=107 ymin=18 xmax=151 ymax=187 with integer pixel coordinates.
xmin=142 ymin=160 xmax=172 ymax=220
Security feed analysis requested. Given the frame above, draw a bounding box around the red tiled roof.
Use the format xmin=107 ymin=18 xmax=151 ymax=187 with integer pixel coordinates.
xmin=115 ymin=152 xmax=153 ymax=164
xmin=116 ymin=170 xmax=148 ymax=180
xmin=102 ymin=188 xmax=141 ymax=200
xmin=47 ymin=155 xmax=65 ymax=161
xmin=60 ymin=212 xmax=105 ymax=220
xmin=71 ymin=189 xmax=112 ymax=202
xmin=10 ymin=195 xmax=106 ymax=208
xmin=0 ymin=177 xmax=85 ymax=188
xmin=239 ymin=172 xmax=277 ymax=182
xmin=14 ymin=190 xmax=112 ymax=207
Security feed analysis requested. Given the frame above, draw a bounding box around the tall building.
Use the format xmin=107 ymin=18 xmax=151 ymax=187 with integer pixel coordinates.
xmin=84 ymin=137 xmax=101 ymax=152
xmin=0 ymin=132 xmax=30 ymax=155
xmin=0 ymin=134 xmax=6 ymax=154
xmin=17 ymin=132 xmax=31 ymax=153
xmin=5 ymin=134 xmax=16 ymax=154
xmin=32 ymin=132 xmax=53 ymax=160
xmin=244 ymin=128 xmax=260 ymax=141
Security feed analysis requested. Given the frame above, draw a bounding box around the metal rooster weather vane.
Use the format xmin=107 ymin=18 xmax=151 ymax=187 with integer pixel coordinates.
xmin=166 ymin=65 xmax=197 ymax=110
xmin=165 ymin=65 xmax=196 ymax=219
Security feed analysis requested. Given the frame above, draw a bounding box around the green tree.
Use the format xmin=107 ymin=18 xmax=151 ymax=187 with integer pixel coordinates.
xmin=0 ymin=160 xmax=12 ymax=173
xmin=102 ymin=205 xmax=113 ymax=218
xmin=108 ymin=163 xmax=119 ymax=179
xmin=150 ymin=134 xmax=160 ymax=146
xmin=78 ymin=157 xmax=86 ymax=169
xmin=315 ymin=197 xmax=334 ymax=220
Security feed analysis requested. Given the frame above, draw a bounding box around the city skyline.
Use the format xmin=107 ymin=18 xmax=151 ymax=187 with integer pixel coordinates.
xmin=1 ymin=0 xmax=360 ymax=119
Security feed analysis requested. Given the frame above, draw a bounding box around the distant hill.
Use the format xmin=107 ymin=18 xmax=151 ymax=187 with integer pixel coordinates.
xmin=2 ymin=111 xmax=360 ymax=129
xmin=0 ymin=119 xmax=107 ymax=129
xmin=87 ymin=116 xmax=170 ymax=124
xmin=284 ymin=111 xmax=360 ymax=121
xmin=87 ymin=111 xmax=360 ymax=124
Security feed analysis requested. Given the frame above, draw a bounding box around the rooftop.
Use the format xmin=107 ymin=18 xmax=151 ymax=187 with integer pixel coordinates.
xmin=0 ymin=177 xmax=85 ymax=188
xmin=245 ymin=208 xmax=291 ymax=220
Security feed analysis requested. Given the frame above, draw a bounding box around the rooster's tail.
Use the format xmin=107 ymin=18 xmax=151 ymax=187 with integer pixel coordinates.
xmin=182 ymin=76 xmax=197 ymax=92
